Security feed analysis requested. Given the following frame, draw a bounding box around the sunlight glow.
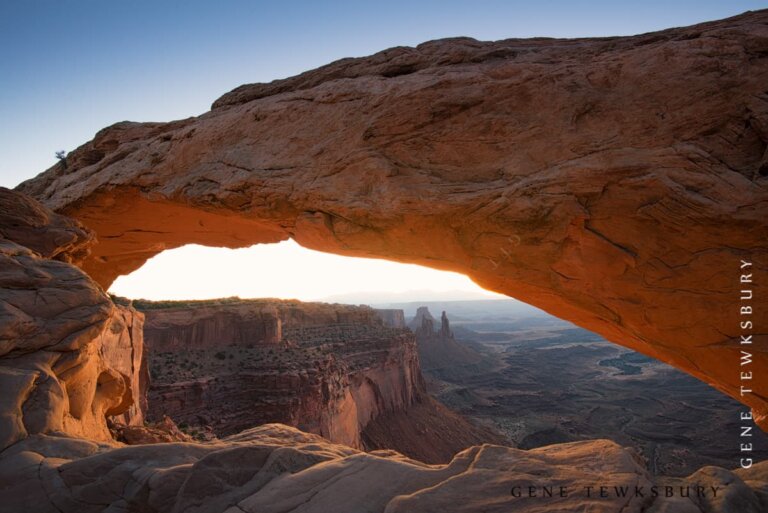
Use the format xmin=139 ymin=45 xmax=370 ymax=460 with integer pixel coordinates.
xmin=108 ymin=239 xmax=506 ymax=303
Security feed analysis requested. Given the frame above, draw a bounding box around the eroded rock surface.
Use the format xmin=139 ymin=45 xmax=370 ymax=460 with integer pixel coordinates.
xmin=0 ymin=189 xmax=145 ymax=449
xmin=0 ymin=186 xmax=93 ymax=264
xmin=15 ymin=11 xmax=768 ymax=426
xmin=140 ymin=299 xmax=284 ymax=351
xmin=138 ymin=299 xmax=496 ymax=462
xmin=1 ymin=423 xmax=766 ymax=513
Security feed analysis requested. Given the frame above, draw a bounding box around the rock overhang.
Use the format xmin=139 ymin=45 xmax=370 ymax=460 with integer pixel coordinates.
xmin=13 ymin=9 xmax=768 ymax=428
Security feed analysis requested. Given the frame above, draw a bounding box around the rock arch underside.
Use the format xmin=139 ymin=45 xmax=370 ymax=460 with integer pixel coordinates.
xmin=2 ymin=10 xmax=768 ymax=513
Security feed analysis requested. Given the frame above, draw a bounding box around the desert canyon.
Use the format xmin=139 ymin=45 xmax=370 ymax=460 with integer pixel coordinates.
xmin=136 ymin=298 xmax=497 ymax=463
xmin=1 ymin=9 xmax=767 ymax=513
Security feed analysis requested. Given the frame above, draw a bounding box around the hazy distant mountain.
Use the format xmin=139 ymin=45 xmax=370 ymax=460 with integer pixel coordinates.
xmin=315 ymin=289 xmax=506 ymax=305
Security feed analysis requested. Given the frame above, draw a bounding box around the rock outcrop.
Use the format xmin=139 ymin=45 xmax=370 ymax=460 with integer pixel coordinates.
xmin=0 ymin=188 xmax=145 ymax=450
xmin=139 ymin=299 xmax=283 ymax=351
xmin=374 ymin=308 xmax=407 ymax=328
xmin=138 ymin=299 xmax=495 ymax=462
xmin=0 ymin=186 xmax=93 ymax=265
xmin=1 ymin=423 xmax=766 ymax=513
xmin=14 ymin=11 xmax=768 ymax=427
xmin=409 ymin=306 xmax=437 ymax=332
xmin=109 ymin=415 xmax=193 ymax=445
xmin=411 ymin=307 xmax=490 ymax=380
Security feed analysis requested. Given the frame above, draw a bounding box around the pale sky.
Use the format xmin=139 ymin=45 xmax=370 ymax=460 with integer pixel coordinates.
xmin=109 ymin=240 xmax=506 ymax=302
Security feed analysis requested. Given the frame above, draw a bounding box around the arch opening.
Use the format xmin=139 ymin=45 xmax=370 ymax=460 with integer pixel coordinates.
xmin=108 ymin=239 xmax=507 ymax=302
xmin=106 ymin=239 xmax=767 ymax=474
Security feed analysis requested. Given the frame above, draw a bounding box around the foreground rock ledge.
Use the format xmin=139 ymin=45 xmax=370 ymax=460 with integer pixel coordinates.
xmin=1 ymin=424 xmax=766 ymax=513
xmin=16 ymin=11 xmax=768 ymax=426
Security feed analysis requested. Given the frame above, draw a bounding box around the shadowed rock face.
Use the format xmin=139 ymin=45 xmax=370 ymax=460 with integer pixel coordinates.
xmin=15 ymin=11 xmax=768 ymax=428
xmin=141 ymin=301 xmax=284 ymax=351
xmin=141 ymin=300 xmax=425 ymax=447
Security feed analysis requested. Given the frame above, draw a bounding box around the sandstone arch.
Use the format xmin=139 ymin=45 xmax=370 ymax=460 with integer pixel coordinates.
xmin=17 ymin=10 xmax=768 ymax=427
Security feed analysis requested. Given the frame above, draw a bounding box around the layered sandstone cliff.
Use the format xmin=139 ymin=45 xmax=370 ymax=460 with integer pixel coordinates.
xmin=138 ymin=299 xmax=494 ymax=461
xmin=374 ymin=308 xmax=407 ymax=328
xmin=139 ymin=299 xmax=283 ymax=351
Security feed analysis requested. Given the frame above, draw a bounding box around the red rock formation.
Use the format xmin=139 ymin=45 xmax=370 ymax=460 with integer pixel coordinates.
xmin=0 ymin=139 xmax=765 ymax=512
xmin=140 ymin=300 xmax=282 ymax=351
xmin=2 ymin=423 xmax=766 ymax=513
xmin=374 ymin=308 xmax=407 ymax=328
xmin=0 ymin=188 xmax=145 ymax=448
xmin=0 ymin=186 xmax=93 ymax=265
xmin=16 ymin=12 xmax=768 ymax=427
xmin=138 ymin=299 xmax=489 ymax=461
xmin=410 ymin=307 xmax=488 ymax=379
xmin=109 ymin=415 xmax=192 ymax=444
xmin=1 ymin=177 xmax=765 ymax=512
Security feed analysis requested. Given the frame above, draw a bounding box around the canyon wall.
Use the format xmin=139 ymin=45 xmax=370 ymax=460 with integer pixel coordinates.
xmin=374 ymin=308 xmax=407 ymax=328
xmin=136 ymin=299 xmax=501 ymax=463
xmin=140 ymin=300 xmax=282 ymax=351
xmin=139 ymin=300 xmax=490 ymax=461
xmin=139 ymin=299 xmax=385 ymax=352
